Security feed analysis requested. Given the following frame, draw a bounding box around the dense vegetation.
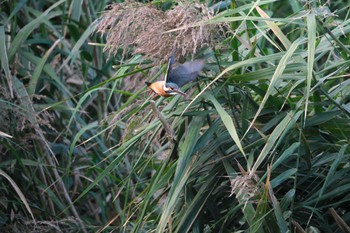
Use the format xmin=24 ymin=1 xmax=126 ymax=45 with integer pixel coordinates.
xmin=1 ymin=0 xmax=349 ymax=232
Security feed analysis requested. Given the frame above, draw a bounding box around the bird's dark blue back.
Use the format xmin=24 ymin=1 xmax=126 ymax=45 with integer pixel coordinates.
xmin=168 ymin=59 xmax=205 ymax=87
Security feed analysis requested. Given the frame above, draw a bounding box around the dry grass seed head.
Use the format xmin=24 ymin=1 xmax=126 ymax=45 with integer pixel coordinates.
xmin=96 ymin=1 xmax=219 ymax=64
xmin=230 ymin=173 xmax=260 ymax=203
xmin=96 ymin=2 xmax=164 ymax=60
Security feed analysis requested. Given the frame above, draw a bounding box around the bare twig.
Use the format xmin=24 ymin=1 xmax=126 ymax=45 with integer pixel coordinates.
xmin=150 ymin=100 xmax=176 ymax=145
xmin=329 ymin=208 xmax=350 ymax=233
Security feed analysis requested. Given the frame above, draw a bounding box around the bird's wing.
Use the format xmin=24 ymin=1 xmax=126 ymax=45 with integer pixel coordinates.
xmin=168 ymin=59 xmax=205 ymax=87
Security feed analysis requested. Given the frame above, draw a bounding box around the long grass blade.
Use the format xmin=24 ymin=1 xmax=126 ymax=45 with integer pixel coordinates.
xmin=0 ymin=169 xmax=36 ymax=223
xmin=250 ymin=110 xmax=302 ymax=174
xmin=8 ymin=0 xmax=66 ymax=60
xmin=206 ymin=93 xmax=246 ymax=160
xmin=27 ymin=39 xmax=61 ymax=97
xmin=245 ymin=37 xmax=305 ymax=138
xmin=156 ymin=117 xmax=203 ymax=233
xmin=304 ymin=12 xmax=316 ymax=126
xmin=0 ymin=26 xmax=13 ymax=98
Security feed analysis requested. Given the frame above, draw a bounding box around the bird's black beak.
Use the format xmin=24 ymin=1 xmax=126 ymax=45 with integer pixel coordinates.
xmin=166 ymin=88 xmax=188 ymax=98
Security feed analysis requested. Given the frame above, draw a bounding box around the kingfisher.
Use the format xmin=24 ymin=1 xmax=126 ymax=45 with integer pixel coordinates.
xmin=146 ymin=47 xmax=205 ymax=97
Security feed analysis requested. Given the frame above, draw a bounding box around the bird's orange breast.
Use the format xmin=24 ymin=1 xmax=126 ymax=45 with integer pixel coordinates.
xmin=146 ymin=81 xmax=171 ymax=97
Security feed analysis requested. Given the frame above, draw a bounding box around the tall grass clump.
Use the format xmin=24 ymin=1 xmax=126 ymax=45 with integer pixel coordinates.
xmin=0 ymin=0 xmax=349 ymax=232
